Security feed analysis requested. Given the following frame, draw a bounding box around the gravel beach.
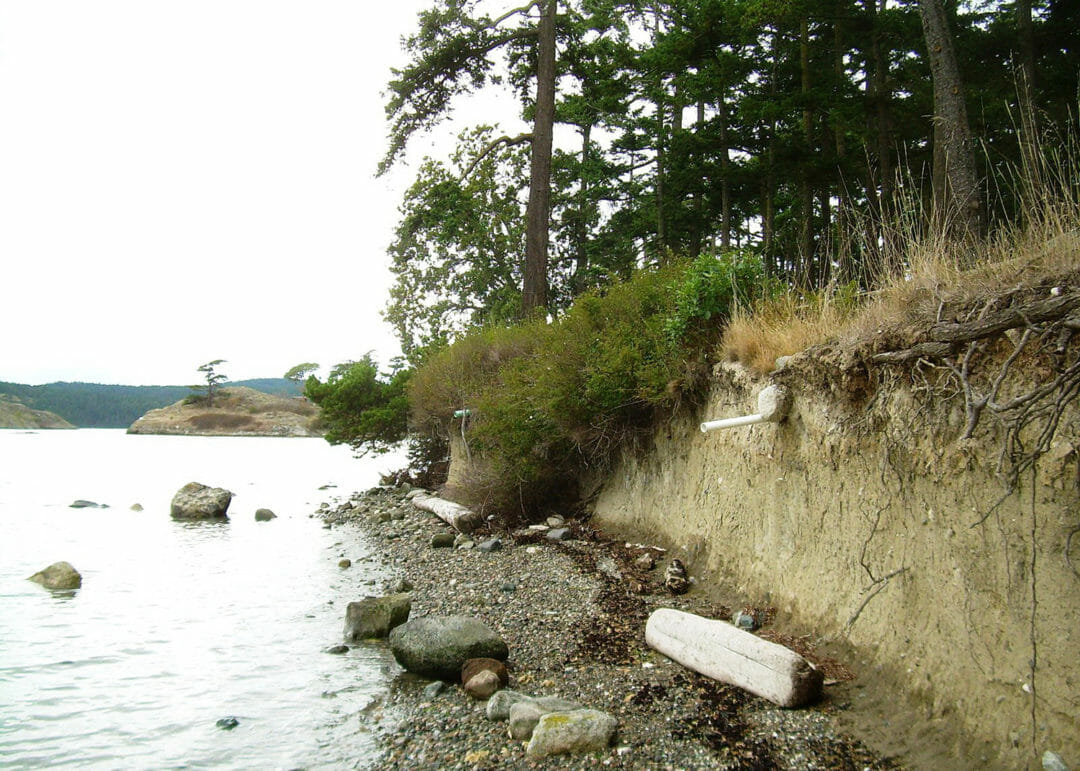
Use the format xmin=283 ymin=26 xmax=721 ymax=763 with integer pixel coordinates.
xmin=323 ymin=486 xmax=902 ymax=770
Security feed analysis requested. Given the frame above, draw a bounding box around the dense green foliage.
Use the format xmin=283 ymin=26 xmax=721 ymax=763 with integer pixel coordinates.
xmin=0 ymin=379 xmax=303 ymax=428
xmin=304 ymin=356 xmax=411 ymax=456
xmin=384 ymin=0 xmax=1078 ymax=349
xmin=409 ymin=254 xmax=769 ymax=516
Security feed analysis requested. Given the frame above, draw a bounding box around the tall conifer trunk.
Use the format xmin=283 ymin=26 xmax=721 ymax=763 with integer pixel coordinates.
xmin=523 ymin=0 xmax=557 ymax=314
xmin=919 ymin=0 xmax=982 ymax=241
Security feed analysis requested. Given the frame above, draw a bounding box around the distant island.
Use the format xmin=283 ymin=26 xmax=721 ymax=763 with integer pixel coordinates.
xmin=0 ymin=378 xmax=303 ymax=428
xmin=127 ymin=386 xmax=322 ymax=437
xmin=0 ymin=395 xmax=75 ymax=429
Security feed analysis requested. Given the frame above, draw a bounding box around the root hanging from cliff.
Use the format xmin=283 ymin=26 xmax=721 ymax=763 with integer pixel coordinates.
xmin=871 ymin=287 xmax=1080 ymax=527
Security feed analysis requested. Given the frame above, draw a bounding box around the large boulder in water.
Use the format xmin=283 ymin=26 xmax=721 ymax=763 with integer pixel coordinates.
xmin=388 ymin=615 xmax=508 ymax=680
xmin=170 ymin=482 xmax=232 ymax=519
xmin=28 ymin=561 xmax=82 ymax=590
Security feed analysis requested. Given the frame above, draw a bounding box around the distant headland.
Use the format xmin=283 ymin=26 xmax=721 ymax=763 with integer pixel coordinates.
xmin=126 ymin=386 xmax=322 ymax=437
xmin=0 ymin=395 xmax=75 ymax=429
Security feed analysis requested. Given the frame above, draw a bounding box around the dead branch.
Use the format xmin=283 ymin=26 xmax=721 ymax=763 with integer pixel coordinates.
xmin=927 ymin=292 xmax=1080 ymax=344
xmin=460 ymin=132 xmax=533 ymax=179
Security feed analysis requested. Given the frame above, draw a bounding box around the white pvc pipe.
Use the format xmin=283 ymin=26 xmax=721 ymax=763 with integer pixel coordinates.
xmin=700 ymin=413 xmax=766 ymax=432
xmin=700 ymin=384 xmax=791 ymax=433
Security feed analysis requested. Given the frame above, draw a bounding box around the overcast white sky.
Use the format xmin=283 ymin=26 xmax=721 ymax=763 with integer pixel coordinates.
xmin=0 ymin=0 xmax=519 ymax=386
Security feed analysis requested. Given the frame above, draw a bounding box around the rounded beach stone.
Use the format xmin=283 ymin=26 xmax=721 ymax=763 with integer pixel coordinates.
xmin=464 ymin=670 xmax=502 ymax=700
xmin=254 ymin=508 xmax=276 ymax=521
xmin=388 ymin=615 xmax=508 ymax=680
xmin=461 ymin=657 xmax=509 ymax=688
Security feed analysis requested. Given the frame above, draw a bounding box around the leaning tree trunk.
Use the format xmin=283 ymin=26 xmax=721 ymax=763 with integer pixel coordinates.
xmin=522 ymin=0 xmax=557 ymax=315
xmin=919 ymin=0 xmax=982 ymax=243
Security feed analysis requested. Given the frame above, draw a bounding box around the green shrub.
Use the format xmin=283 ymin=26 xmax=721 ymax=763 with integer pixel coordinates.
xmin=306 ymin=356 xmax=410 ymax=455
xmin=410 ymin=262 xmax=739 ymax=519
xmin=664 ymin=249 xmax=772 ymax=341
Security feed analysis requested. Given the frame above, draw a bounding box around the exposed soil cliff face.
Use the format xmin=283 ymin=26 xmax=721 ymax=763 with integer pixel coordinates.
xmin=127 ymin=386 xmax=322 ymax=437
xmin=590 ymin=356 xmax=1078 ymax=769
xmin=0 ymin=397 xmax=75 ymax=429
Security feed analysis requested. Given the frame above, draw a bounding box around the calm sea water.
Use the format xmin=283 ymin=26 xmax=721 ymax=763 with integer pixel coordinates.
xmin=0 ymin=429 xmax=407 ymax=770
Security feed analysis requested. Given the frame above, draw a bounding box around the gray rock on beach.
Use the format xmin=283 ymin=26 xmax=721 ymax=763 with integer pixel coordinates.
xmin=28 ymin=561 xmax=82 ymax=590
xmin=526 ymin=708 xmax=618 ymax=758
xmin=485 ymin=689 xmax=583 ymax=738
xmin=388 ymin=615 xmax=508 ymax=680
xmin=170 ymin=482 xmax=232 ymax=519
xmin=509 ymin=697 xmax=586 ymax=740
xmin=344 ymin=593 xmax=412 ymax=641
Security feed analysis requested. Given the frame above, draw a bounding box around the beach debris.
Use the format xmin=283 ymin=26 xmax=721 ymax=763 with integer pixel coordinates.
xmin=645 ymin=608 xmax=823 ymax=708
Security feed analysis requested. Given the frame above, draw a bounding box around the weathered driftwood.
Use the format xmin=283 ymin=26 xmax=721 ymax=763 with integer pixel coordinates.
xmin=645 ymin=608 xmax=823 ymax=708
xmin=411 ymin=494 xmax=482 ymax=533
xmin=872 ymin=292 xmax=1079 ymax=365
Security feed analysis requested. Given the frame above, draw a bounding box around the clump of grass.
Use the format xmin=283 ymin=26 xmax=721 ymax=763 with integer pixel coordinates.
xmin=723 ymin=124 xmax=1080 ymax=368
xmin=722 ymin=289 xmax=859 ymax=375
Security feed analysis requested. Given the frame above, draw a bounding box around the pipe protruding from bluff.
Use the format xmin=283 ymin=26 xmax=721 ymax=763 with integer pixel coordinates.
xmin=700 ymin=384 xmax=791 ymax=433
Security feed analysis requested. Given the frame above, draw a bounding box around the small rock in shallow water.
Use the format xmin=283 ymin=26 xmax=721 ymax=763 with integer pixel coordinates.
xmin=216 ymin=717 xmax=240 ymax=730
xmin=28 ymin=561 xmax=82 ymax=590
xmin=326 ymin=645 xmax=349 ymax=654
xmin=130 ymin=503 xmax=144 ymax=512
xmin=338 ymin=559 xmax=352 ymax=569
xmin=254 ymin=508 xmax=276 ymax=521
xmin=70 ymin=500 xmax=101 ymax=509
xmin=343 ymin=593 xmax=412 ymax=641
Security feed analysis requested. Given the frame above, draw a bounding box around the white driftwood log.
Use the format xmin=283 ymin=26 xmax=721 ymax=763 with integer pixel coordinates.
xmin=411 ymin=494 xmax=482 ymax=533
xmin=645 ymin=608 xmax=822 ymax=707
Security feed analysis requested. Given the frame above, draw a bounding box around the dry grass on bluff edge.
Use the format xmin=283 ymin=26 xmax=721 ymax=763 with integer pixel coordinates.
xmin=721 ymin=144 xmax=1080 ymax=375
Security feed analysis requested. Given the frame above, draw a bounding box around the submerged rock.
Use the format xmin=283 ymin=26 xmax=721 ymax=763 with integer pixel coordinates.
xmin=69 ymin=500 xmax=102 ymax=509
xmin=170 ymin=482 xmax=232 ymax=519
xmin=27 ymin=561 xmax=82 ymax=590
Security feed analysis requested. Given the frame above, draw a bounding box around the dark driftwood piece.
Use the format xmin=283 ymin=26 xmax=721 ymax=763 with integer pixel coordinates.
xmin=872 ymin=291 xmax=1079 ymax=364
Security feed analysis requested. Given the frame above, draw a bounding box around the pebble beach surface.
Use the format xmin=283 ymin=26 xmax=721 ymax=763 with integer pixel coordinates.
xmin=323 ymin=486 xmax=901 ymax=770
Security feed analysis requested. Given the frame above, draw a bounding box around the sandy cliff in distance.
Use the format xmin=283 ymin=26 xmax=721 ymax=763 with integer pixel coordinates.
xmin=127 ymin=386 xmax=322 ymax=437
xmin=0 ymin=396 xmax=75 ymax=429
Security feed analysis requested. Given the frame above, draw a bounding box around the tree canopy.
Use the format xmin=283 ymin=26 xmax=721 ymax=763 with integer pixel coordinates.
xmin=382 ymin=0 xmax=1078 ymax=361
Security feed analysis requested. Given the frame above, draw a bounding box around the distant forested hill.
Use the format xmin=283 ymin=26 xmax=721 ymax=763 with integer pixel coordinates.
xmin=0 ymin=379 xmax=302 ymax=428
